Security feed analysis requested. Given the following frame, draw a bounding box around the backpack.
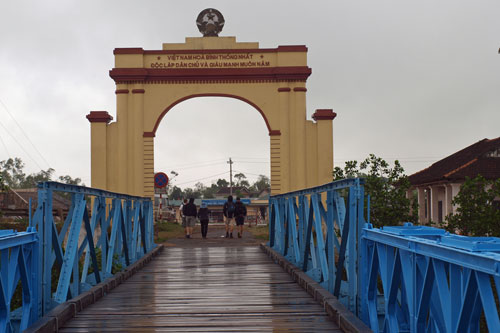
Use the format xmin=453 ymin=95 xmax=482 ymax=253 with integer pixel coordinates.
xmin=227 ymin=201 xmax=235 ymax=215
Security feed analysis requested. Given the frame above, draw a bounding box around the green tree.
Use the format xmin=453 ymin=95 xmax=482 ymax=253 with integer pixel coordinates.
xmin=58 ymin=175 xmax=84 ymax=186
xmin=250 ymin=175 xmax=270 ymax=192
xmin=0 ymin=173 xmax=7 ymax=191
xmin=234 ymin=172 xmax=250 ymax=187
xmin=216 ymin=178 xmax=229 ymax=188
xmin=169 ymin=186 xmax=183 ymax=200
xmin=445 ymin=175 xmax=500 ymax=236
xmin=333 ymin=154 xmax=418 ymax=228
xmin=0 ymin=157 xmax=85 ymax=189
xmin=0 ymin=158 xmax=26 ymax=188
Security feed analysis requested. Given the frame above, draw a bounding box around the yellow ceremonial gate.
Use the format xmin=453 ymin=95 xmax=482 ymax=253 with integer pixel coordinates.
xmin=87 ymin=34 xmax=336 ymax=197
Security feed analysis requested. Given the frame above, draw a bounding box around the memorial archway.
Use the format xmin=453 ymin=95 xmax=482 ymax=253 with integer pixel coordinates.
xmin=87 ymin=36 xmax=336 ymax=197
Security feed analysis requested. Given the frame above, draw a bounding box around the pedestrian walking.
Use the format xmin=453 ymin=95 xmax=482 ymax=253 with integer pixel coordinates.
xmin=234 ymin=197 xmax=247 ymax=238
xmin=182 ymin=198 xmax=197 ymax=238
xmin=198 ymin=203 xmax=210 ymax=239
xmin=223 ymin=195 xmax=236 ymax=238
xmin=179 ymin=199 xmax=187 ymax=225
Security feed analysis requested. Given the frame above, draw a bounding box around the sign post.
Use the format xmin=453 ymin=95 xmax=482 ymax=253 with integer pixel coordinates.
xmin=154 ymin=172 xmax=169 ymax=221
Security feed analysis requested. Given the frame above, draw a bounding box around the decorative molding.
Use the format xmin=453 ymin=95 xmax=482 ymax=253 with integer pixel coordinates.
xmin=86 ymin=111 xmax=113 ymax=124
xmin=115 ymin=89 xmax=129 ymax=94
xmin=312 ymin=109 xmax=337 ymax=121
xmin=277 ymin=87 xmax=291 ymax=92
xmin=293 ymin=87 xmax=307 ymax=92
xmin=114 ymin=45 xmax=307 ymax=56
xmin=269 ymin=130 xmax=281 ymax=136
xmin=114 ymin=48 xmax=144 ymax=55
xmin=109 ymin=67 xmax=312 ymax=84
xmin=143 ymin=132 xmax=155 ymax=138
xmin=132 ymin=89 xmax=145 ymax=94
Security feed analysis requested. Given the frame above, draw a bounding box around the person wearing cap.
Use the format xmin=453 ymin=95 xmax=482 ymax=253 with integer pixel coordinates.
xmin=234 ymin=197 xmax=247 ymax=238
xmin=198 ymin=202 xmax=210 ymax=239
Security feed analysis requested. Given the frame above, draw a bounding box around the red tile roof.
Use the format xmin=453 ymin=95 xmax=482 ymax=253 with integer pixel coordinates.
xmin=409 ymin=137 xmax=500 ymax=186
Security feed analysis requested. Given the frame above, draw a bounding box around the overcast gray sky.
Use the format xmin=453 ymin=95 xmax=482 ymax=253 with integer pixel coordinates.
xmin=0 ymin=1 xmax=499 ymax=189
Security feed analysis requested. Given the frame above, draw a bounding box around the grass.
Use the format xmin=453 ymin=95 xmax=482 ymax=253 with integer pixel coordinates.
xmin=247 ymin=225 xmax=269 ymax=241
xmin=155 ymin=221 xmax=185 ymax=243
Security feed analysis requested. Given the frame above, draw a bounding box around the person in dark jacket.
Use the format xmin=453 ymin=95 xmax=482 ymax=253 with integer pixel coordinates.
xmin=223 ymin=195 xmax=235 ymax=238
xmin=182 ymin=198 xmax=197 ymax=238
xmin=197 ymin=203 xmax=210 ymax=239
xmin=234 ymin=197 xmax=247 ymax=238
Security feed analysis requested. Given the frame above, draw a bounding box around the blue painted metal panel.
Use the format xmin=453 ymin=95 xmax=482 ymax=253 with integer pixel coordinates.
xmin=269 ymin=178 xmax=367 ymax=314
xmin=361 ymin=223 xmax=500 ymax=332
xmin=0 ymin=229 xmax=39 ymax=332
xmin=21 ymin=181 xmax=156 ymax=328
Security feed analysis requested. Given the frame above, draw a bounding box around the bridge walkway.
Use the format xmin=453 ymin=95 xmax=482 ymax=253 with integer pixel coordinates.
xmin=59 ymin=245 xmax=340 ymax=332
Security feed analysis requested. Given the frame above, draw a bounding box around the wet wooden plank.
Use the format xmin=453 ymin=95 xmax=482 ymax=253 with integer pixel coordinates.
xmin=60 ymin=246 xmax=340 ymax=332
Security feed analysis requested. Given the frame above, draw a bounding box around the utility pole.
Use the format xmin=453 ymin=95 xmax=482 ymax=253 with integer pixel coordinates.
xmin=227 ymin=157 xmax=233 ymax=196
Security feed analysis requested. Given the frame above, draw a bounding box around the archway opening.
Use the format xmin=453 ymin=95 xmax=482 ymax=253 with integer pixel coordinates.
xmin=154 ymin=97 xmax=271 ymax=223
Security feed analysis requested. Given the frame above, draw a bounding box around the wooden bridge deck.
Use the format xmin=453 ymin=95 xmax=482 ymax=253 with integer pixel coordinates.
xmin=60 ymin=246 xmax=340 ymax=332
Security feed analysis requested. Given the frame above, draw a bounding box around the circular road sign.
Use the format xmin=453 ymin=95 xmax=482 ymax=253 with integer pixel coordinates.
xmin=154 ymin=172 xmax=169 ymax=188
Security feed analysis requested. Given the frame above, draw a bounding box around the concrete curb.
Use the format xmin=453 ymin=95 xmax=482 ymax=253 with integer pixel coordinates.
xmin=25 ymin=244 xmax=164 ymax=333
xmin=260 ymin=244 xmax=372 ymax=333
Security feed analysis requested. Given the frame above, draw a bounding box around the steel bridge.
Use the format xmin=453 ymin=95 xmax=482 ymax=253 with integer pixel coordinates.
xmin=2 ymin=180 xmax=500 ymax=332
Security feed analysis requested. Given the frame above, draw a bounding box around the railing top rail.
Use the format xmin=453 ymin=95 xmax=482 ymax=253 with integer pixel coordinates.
xmin=270 ymin=178 xmax=365 ymax=199
xmin=0 ymin=229 xmax=38 ymax=250
xmin=363 ymin=224 xmax=500 ymax=276
xmin=37 ymin=181 xmax=150 ymax=201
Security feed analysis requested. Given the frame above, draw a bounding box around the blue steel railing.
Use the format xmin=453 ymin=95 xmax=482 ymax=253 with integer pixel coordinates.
xmin=270 ymin=180 xmax=500 ymax=332
xmin=269 ymin=178 xmax=367 ymax=314
xmin=16 ymin=182 xmax=155 ymax=323
xmin=361 ymin=223 xmax=500 ymax=332
xmin=0 ymin=229 xmax=39 ymax=332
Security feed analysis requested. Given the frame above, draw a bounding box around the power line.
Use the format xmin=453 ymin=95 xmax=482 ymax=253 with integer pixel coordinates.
xmin=0 ymin=98 xmax=51 ymax=168
xmin=233 ymin=169 xmax=269 ymax=178
xmin=0 ymin=118 xmax=43 ymax=170
xmin=157 ymin=161 xmax=227 ymax=172
xmin=175 ymin=171 xmax=229 ymax=186
xmin=159 ymin=158 xmax=226 ymax=170
xmin=0 ymin=132 xmax=11 ymax=159
xmin=233 ymin=160 xmax=269 ymax=164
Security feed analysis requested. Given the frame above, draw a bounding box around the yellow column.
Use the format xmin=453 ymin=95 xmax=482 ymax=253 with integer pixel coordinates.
xmin=278 ymin=87 xmax=291 ymax=193
xmin=305 ymin=121 xmax=318 ymax=187
xmin=86 ymin=111 xmax=113 ymax=190
xmin=292 ymin=87 xmax=307 ymax=190
xmin=270 ymin=132 xmax=281 ymax=195
xmin=116 ymin=87 xmax=129 ymax=193
xmin=143 ymin=135 xmax=155 ymax=199
xmin=312 ymin=109 xmax=336 ymax=186
xmin=131 ymin=88 xmax=145 ymax=196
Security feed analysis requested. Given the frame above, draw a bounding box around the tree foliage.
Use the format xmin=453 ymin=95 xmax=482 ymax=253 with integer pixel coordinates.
xmin=166 ymin=174 xmax=270 ymax=200
xmin=0 ymin=157 xmax=84 ymax=189
xmin=445 ymin=175 xmax=500 ymax=236
xmin=333 ymin=154 xmax=418 ymax=228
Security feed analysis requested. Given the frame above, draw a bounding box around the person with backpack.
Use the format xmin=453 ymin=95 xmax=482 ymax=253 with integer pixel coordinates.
xmin=234 ymin=197 xmax=247 ymax=238
xmin=182 ymin=198 xmax=197 ymax=239
xmin=223 ymin=195 xmax=236 ymax=238
xmin=197 ymin=202 xmax=210 ymax=239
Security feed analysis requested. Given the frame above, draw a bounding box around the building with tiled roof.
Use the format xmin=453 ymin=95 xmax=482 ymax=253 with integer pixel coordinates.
xmin=408 ymin=137 xmax=500 ymax=224
xmin=214 ymin=186 xmax=251 ymax=199
xmin=0 ymin=188 xmax=71 ymax=218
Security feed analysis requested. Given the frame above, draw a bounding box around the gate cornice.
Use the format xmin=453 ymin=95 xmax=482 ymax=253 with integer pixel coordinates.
xmin=109 ymin=66 xmax=311 ymax=83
